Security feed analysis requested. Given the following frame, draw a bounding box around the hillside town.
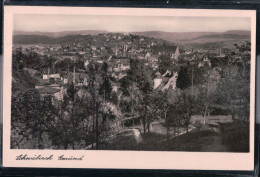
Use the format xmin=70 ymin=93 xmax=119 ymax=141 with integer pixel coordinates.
xmin=11 ymin=32 xmax=251 ymax=151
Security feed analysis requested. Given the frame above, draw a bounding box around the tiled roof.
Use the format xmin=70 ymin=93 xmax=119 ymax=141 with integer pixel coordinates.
xmin=155 ymin=83 xmax=165 ymax=91
xmin=37 ymin=87 xmax=60 ymax=94
xmin=154 ymin=71 xmax=162 ymax=79
xmin=152 ymin=45 xmax=178 ymax=54
xmin=63 ymin=72 xmax=88 ymax=83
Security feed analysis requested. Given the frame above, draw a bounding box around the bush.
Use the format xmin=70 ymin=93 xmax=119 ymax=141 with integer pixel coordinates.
xmin=220 ymin=122 xmax=249 ymax=152
xmin=210 ymin=105 xmax=231 ymax=115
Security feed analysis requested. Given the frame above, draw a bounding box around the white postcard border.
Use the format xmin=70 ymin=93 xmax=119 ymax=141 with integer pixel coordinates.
xmin=3 ymin=6 xmax=256 ymax=170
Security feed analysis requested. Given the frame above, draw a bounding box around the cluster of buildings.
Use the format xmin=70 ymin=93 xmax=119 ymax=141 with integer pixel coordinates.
xmin=180 ymin=47 xmax=228 ymax=68
xmin=153 ymin=70 xmax=178 ymax=92
xmin=14 ymin=33 xmax=231 ymax=108
xmin=21 ymin=65 xmax=89 ymax=106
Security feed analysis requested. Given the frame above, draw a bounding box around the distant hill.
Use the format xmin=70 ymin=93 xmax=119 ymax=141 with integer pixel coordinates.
xmin=132 ymin=30 xmax=250 ymax=44
xmin=132 ymin=30 xmax=250 ymax=50
xmin=13 ymin=30 xmax=250 ymax=50
xmin=132 ymin=31 xmax=216 ymax=41
xmin=13 ymin=35 xmax=89 ymax=44
xmin=13 ymin=35 xmax=53 ymax=44
xmin=14 ymin=30 xmax=109 ymax=38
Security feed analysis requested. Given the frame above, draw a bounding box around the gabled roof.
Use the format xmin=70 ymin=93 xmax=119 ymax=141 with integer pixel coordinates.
xmin=37 ymin=87 xmax=60 ymax=94
xmin=154 ymin=71 xmax=162 ymax=79
xmin=155 ymin=83 xmax=165 ymax=91
xmin=194 ymin=52 xmax=204 ymax=60
xmin=116 ymin=90 xmax=123 ymax=97
xmin=42 ymin=67 xmax=56 ymax=75
xmin=64 ymin=72 xmax=88 ymax=83
xmin=23 ymin=68 xmax=41 ymax=76
xmin=202 ymin=53 xmax=218 ymax=59
xmin=152 ymin=45 xmax=178 ymax=54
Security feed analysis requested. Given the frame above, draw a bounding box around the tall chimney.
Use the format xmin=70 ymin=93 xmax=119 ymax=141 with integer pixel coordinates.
xmin=47 ymin=67 xmax=50 ymax=80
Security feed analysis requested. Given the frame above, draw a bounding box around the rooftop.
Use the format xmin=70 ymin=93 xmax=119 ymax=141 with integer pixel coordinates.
xmin=37 ymin=87 xmax=60 ymax=94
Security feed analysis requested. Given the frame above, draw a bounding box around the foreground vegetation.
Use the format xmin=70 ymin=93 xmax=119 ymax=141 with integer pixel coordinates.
xmin=11 ymin=33 xmax=251 ymax=151
xmin=98 ymin=122 xmax=249 ymax=152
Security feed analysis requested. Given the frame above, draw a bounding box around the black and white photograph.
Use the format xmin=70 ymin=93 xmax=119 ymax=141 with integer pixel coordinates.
xmin=3 ymin=7 xmax=256 ymax=170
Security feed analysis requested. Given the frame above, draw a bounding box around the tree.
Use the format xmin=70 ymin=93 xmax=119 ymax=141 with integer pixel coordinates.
xmin=67 ymin=82 xmax=76 ymax=101
xmin=139 ymin=79 xmax=153 ymax=134
xmin=98 ymin=101 xmax=122 ymax=141
xmin=158 ymin=54 xmax=176 ymax=74
xmin=176 ymin=66 xmax=191 ymax=90
xmin=196 ymin=68 xmax=221 ymax=125
xmin=111 ymin=91 xmax=118 ymax=105
xmin=11 ymin=89 xmax=43 ymax=149
xmin=165 ymin=88 xmax=198 ymax=142
xmin=99 ymin=62 xmax=112 ymax=102
xmin=11 ymin=87 xmax=95 ymax=150
xmin=87 ymin=61 xmax=100 ymax=149
xmin=55 ymin=58 xmax=74 ymax=71
xmin=217 ymin=65 xmax=249 ymax=122
xmin=12 ymin=50 xmax=24 ymax=71
xmin=119 ymin=76 xmax=132 ymax=96
xmin=99 ymin=77 xmax=112 ymax=102
xmin=215 ymin=42 xmax=251 ymax=122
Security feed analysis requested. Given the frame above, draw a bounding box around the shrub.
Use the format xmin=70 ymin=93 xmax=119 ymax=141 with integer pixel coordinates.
xmin=220 ymin=122 xmax=249 ymax=152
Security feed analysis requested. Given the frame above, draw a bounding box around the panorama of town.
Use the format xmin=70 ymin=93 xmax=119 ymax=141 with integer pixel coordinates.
xmin=11 ymin=31 xmax=251 ymax=151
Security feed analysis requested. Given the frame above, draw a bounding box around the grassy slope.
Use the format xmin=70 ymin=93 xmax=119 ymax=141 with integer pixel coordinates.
xmin=138 ymin=129 xmax=225 ymax=152
xmin=98 ymin=124 xmax=249 ymax=152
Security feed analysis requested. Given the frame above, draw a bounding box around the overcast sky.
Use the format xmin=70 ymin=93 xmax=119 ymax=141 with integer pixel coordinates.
xmin=14 ymin=14 xmax=251 ymax=33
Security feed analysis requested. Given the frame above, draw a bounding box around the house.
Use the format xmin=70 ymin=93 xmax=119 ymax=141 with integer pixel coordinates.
xmin=35 ymin=80 xmax=51 ymax=89
xmin=112 ymin=71 xmax=127 ymax=80
xmin=112 ymin=58 xmax=130 ymax=72
xmin=162 ymin=70 xmax=171 ymax=77
xmin=152 ymin=45 xmax=180 ymax=61
xmin=145 ymin=52 xmax=151 ymax=60
xmin=198 ymin=53 xmax=214 ymax=68
xmin=136 ymin=54 xmax=145 ymax=60
xmin=23 ymin=68 xmax=41 ymax=77
xmin=60 ymin=73 xmax=69 ymax=84
xmin=79 ymin=51 xmax=87 ymax=55
xmin=149 ymin=62 xmax=159 ymax=70
xmin=76 ymin=87 xmax=91 ymax=99
xmin=115 ymin=89 xmax=123 ymax=102
xmin=154 ymin=70 xmax=178 ymax=91
xmin=36 ymin=86 xmax=64 ymax=104
xmin=170 ymin=47 xmax=180 ymax=60
xmin=91 ymin=46 xmax=97 ymax=51
xmin=151 ymin=42 xmax=156 ymax=46
xmin=108 ymin=63 xmax=113 ymax=72
xmin=111 ymin=82 xmax=120 ymax=93
xmin=49 ymin=73 xmax=61 ymax=80
xmin=107 ymin=56 xmax=113 ymax=62
xmin=65 ymin=72 xmax=88 ymax=87
xmin=161 ymin=72 xmax=178 ymax=91
xmin=96 ymin=58 xmax=104 ymax=64
xmin=154 ymin=71 xmax=162 ymax=89
xmin=84 ymin=59 xmax=90 ymax=69
xmin=182 ymin=53 xmax=198 ymax=62
xmin=42 ymin=68 xmax=61 ymax=80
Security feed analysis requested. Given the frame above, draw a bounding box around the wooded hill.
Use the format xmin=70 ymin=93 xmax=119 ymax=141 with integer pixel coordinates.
xmin=13 ymin=30 xmax=250 ymax=50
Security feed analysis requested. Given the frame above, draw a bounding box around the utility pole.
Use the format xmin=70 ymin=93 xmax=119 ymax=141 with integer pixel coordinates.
xmin=191 ymin=67 xmax=194 ymax=95
xmin=47 ymin=67 xmax=50 ymax=80
xmin=73 ymin=59 xmax=76 ymax=89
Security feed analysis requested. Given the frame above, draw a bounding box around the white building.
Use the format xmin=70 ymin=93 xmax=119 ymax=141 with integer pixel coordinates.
xmin=154 ymin=71 xmax=162 ymax=89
